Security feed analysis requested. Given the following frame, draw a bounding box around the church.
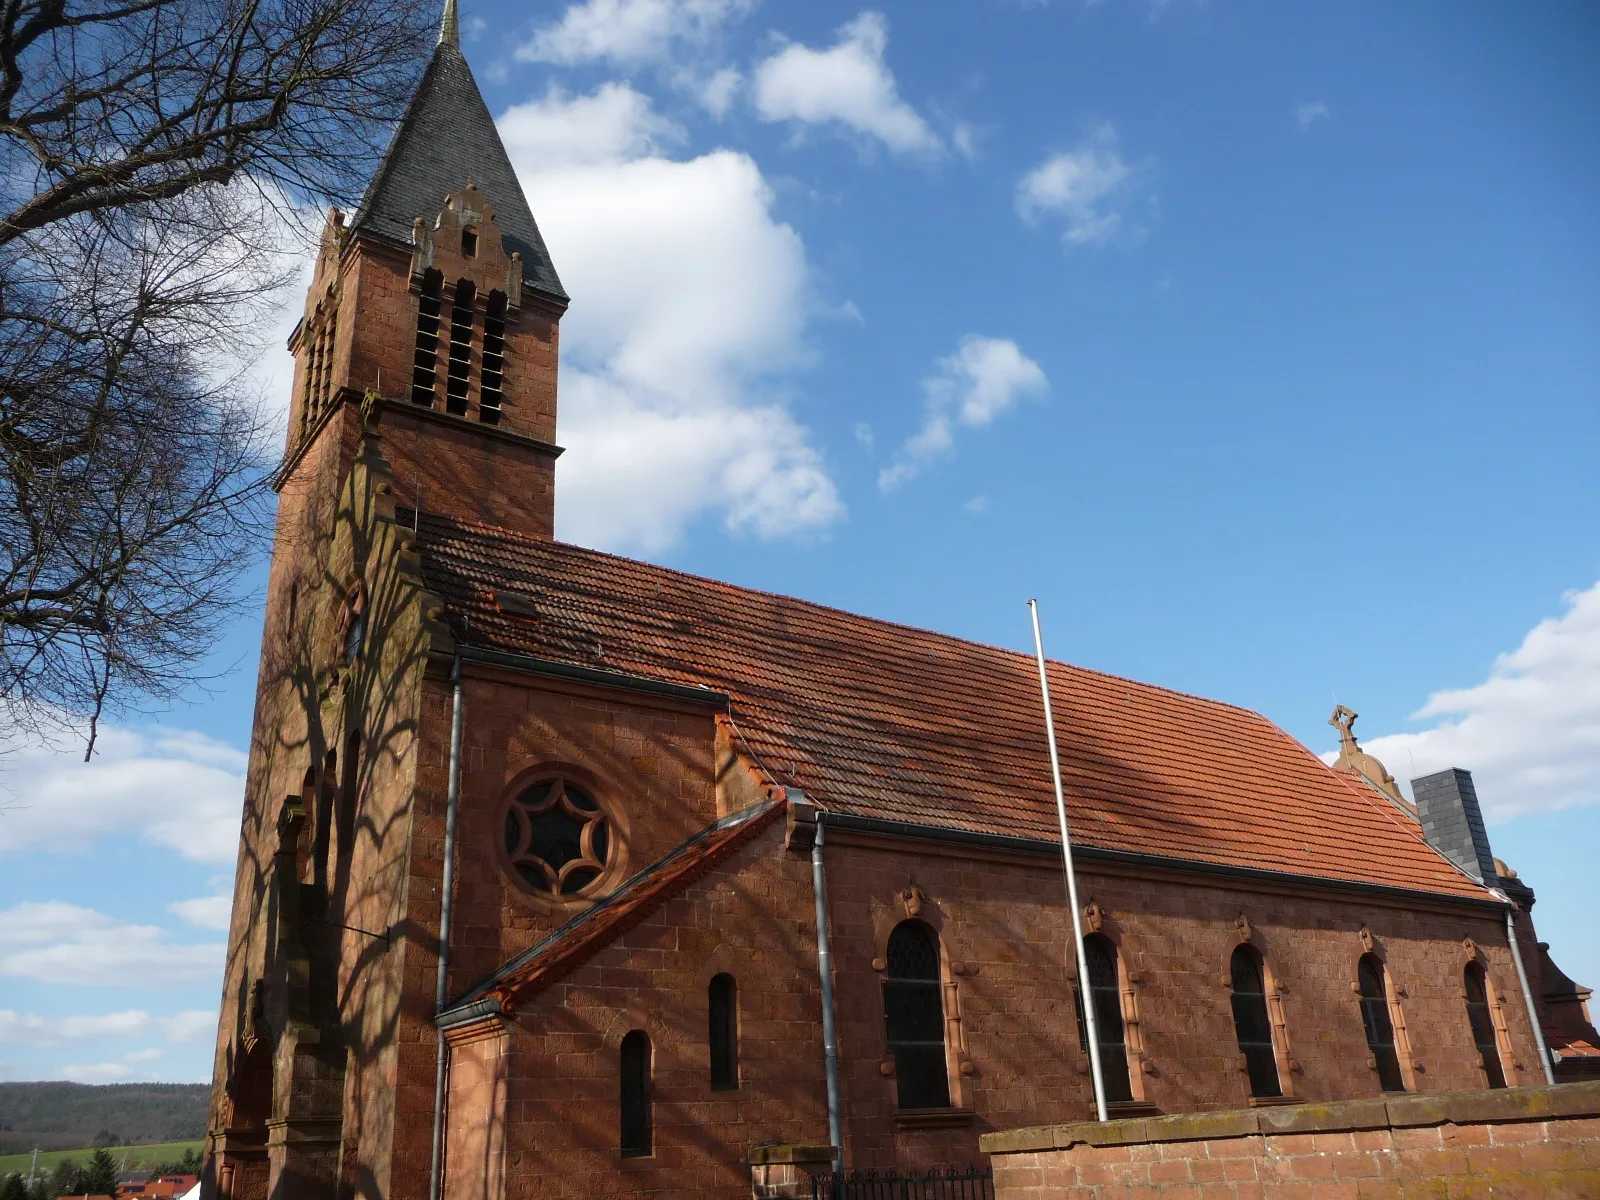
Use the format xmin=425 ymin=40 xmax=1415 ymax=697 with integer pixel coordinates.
xmin=201 ymin=7 xmax=1599 ymax=1199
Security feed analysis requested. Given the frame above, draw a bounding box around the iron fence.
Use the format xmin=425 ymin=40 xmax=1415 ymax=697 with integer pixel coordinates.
xmin=809 ymin=1166 xmax=994 ymax=1200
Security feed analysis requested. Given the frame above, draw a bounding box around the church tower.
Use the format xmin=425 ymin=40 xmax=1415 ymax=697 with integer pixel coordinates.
xmin=204 ymin=10 xmax=570 ymax=1198
xmin=282 ymin=0 xmax=567 ymax=537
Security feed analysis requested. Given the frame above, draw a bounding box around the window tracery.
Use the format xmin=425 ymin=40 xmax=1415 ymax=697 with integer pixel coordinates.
xmin=502 ymin=776 xmax=612 ymax=897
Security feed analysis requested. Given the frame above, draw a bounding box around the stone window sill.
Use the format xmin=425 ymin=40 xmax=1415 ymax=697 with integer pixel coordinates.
xmin=1248 ymin=1096 xmax=1304 ymax=1108
xmin=894 ymin=1106 xmax=977 ymax=1130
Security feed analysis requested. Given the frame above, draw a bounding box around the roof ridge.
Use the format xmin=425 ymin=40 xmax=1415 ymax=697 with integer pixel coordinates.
xmin=417 ymin=511 xmax=1281 ymax=723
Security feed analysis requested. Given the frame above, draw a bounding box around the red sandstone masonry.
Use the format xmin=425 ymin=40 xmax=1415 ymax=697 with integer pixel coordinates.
xmin=980 ymin=1080 xmax=1600 ymax=1199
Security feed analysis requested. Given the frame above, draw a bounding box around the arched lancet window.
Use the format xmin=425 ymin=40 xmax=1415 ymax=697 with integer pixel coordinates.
xmin=1358 ymin=954 xmax=1405 ymax=1092
xmin=1464 ymin=963 xmax=1507 ymax=1089
xmin=882 ymin=921 xmax=950 ymax=1110
xmin=1230 ymin=946 xmax=1281 ymax=1098
xmin=445 ymin=279 xmax=476 ymax=415
xmin=312 ymin=749 xmax=336 ymax=899
xmin=336 ymin=730 xmax=360 ymax=881
xmin=412 ymin=268 xmax=443 ymax=406
xmin=1073 ymin=934 xmax=1134 ymax=1103
xmin=619 ymin=1030 xmax=651 ymax=1157
xmin=709 ymin=973 xmax=738 ymax=1091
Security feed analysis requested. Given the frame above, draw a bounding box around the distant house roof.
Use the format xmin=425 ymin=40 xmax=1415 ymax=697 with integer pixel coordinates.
xmin=352 ymin=43 xmax=565 ymax=303
xmin=413 ymin=513 xmax=1491 ymax=902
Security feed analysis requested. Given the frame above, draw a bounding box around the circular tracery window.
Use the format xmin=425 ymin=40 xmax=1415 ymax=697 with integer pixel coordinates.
xmin=503 ymin=777 xmax=612 ymax=896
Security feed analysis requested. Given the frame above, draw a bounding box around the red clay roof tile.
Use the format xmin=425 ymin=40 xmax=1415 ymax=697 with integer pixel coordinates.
xmin=414 ymin=514 xmax=1489 ymax=902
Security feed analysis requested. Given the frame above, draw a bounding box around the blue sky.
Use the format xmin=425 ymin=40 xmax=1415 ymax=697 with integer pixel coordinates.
xmin=2 ymin=0 xmax=1596 ymax=1086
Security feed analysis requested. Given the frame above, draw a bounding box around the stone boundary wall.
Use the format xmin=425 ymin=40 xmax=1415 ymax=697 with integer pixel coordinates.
xmin=978 ymin=1080 xmax=1600 ymax=1198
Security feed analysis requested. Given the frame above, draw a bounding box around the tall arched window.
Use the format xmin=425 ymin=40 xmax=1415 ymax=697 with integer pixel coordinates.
xmin=411 ymin=269 xmax=443 ymax=406
xmin=619 ymin=1030 xmax=651 ymax=1157
xmin=1357 ymin=954 xmax=1405 ymax=1092
xmin=1464 ymin=963 xmax=1507 ymax=1089
xmin=1230 ymin=946 xmax=1281 ymax=1098
xmin=312 ymin=749 xmax=337 ymax=899
xmin=882 ymin=921 xmax=950 ymax=1110
xmin=1073 ymin=934 xmax=1134 ymax=1103
xmin=709 ymin=973 xmax=738 ymax=1091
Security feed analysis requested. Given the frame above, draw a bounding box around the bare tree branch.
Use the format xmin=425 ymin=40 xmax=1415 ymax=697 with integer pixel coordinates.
xmin=1 ymin=0 xmax=434 ymax=751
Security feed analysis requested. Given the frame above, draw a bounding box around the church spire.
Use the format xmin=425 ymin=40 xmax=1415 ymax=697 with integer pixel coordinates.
xmin=438 ymin=0 xmax=459 ymax=49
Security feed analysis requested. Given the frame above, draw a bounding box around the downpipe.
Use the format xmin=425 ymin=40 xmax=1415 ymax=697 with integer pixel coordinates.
xmin=1503 ymin=904 xmax=1556 ymax=1085
xmin=428 ymin=656 xmax=466 ymax=1200
xmin=810 ymin=809 xmax=845 ymax=1168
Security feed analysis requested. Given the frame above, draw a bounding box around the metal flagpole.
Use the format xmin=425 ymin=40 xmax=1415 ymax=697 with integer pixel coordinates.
xmin=1029 ymin=599 xmax=1109 ymax=1123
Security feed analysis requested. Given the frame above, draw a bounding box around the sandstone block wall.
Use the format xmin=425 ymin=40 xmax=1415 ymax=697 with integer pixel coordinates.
xmin=981 ymin=1080 xmax=1600 ymax=1199
xmin=821 ymin=830 xmax=1539 ymax=1173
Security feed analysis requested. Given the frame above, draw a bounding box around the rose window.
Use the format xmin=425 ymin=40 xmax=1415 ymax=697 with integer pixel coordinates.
xmin=503 ymin=778 xmax=610 ymax=896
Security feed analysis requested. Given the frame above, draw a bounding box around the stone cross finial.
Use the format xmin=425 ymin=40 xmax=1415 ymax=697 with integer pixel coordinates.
xmin=438 ymin=0 xmax=459 ymax=48
xmin=1329 ymin=704 xmax=1360 ymax=753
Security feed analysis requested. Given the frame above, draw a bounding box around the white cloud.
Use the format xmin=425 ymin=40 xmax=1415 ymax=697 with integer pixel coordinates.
xmin=498 ymin=82 xmax=685 ymax=168
xmin=0 ymin=902 xmax=224 ymax=987
xmin=753 ymin=12 xmax=942 ymax=157
xmin=62 ymin=1061 xmax=135 ymax=1083
xmin=124 ymin=1048 xmax=165 ymax=1063
xmin=162 ymin=1009 xmax=220 ymax=1043
xmin=1336 ymin=581 xmax=1600 ymax=823
xmin=0 ymin=1009 xmax=156 ymax=1044
xmin=0 ymin=717 xmax=244 ymax=863
xmin=169 ymin=894 xmax=233 ymax=932
xmin=879 ymin=336 xmax=1047 ymax=491
xmin=1017 ymin=125 xmax=1138 ymax=246
xmin=501 ymin=86 xmax=844 ymax=551
xmin=963 ymin=494 xmax=990 ymax=515
xmin=689 ymin=66 xmax=743 ymax=118
xmin=519 ymin=0 xmax=752 ymax=66
xmin=1295 ymin=100 xmax=1330 ymax=131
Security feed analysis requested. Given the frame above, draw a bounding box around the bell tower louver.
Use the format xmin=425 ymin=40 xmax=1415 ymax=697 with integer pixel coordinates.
xmin=282 ymin=0 xmax=567 ymax=536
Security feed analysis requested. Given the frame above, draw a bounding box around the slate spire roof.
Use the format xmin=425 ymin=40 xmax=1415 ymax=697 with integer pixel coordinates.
xmin=352 ymin=13 xmax=565 ymax=302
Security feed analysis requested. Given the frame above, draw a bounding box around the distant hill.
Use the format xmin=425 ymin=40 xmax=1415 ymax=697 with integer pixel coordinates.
xmin=0 ymin=1083 xmax=209 ymax=1155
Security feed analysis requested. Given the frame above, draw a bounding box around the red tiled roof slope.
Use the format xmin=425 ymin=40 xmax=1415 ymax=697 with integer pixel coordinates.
xmin=415 ymin=514 xmax=1488 ymax=901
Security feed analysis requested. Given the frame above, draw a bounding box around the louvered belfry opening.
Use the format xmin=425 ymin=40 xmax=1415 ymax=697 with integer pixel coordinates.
xmin=299 ymin=302 xmax=338 ymax=437
xmin=1358 ymin=954 xmax=1406 ymax=1092
xmin=1230 ymin=946 xmax=1282 ymax=1098
xmin=412 ymin=268 xmax=444 ymax=405
xmin=480 ymin=289 xmax=507 ymax=424
xmin=881 ymin=921 xmax=950 ymax=1110
xmin=1072 ymin=934 xmax=1134 ymax=1103
xmin=446 ymin=278 xmax=476 ymax=415
xmin=1464 ymin=963 xmax=1507 ymax=1088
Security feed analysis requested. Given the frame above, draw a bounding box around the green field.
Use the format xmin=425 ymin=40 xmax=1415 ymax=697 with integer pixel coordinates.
xmin=0 ymin=1141 xmax=203 ymax=1179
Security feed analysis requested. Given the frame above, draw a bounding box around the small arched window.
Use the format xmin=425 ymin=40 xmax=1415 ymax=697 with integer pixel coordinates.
xmin=1464 ymin=963 xmax=1507 ymax=1089
xmin=709 ymin=973 xmax=738 ymax=1091
xmin=619 ymin=1030 xmax=651 ymax=1157
xmin=1230 ymin=946 xmax=1281 ymax=1098
xmin=1357 ymin=954 xmax=1406 ymax=1092
xmin=1073 ymin=934 xmax=1134 ymax=1103
xmin=881 ymin=921 xmax=949 ymax=1110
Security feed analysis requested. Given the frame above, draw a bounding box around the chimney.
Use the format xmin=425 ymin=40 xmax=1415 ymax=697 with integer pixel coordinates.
xmin=1411 ymin=768 xmax=1497 ymax=886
